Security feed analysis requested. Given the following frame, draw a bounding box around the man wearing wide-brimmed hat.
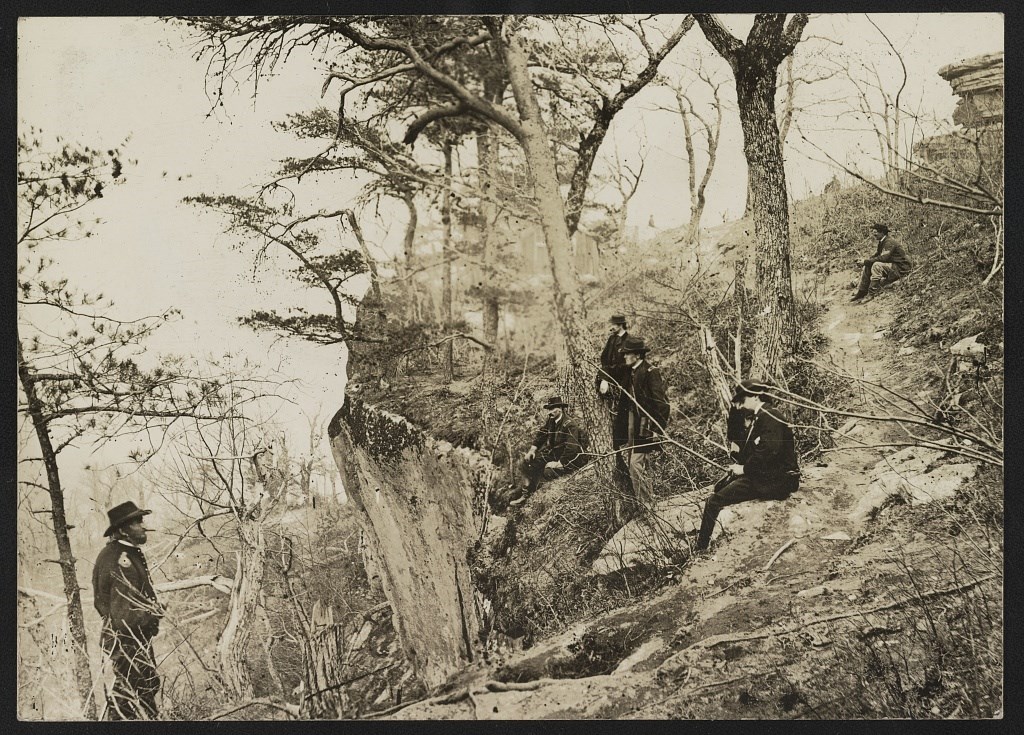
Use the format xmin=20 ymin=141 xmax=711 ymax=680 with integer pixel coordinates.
xmin=617 ymin=336 xmax=671 ymax=517
xmin=509 ymin=396 xmax=588 ymax=506
xmin=93 ymin=501 xmax=164 ymax=719
xmin=694 ymin=380 xmax=800 ymax=552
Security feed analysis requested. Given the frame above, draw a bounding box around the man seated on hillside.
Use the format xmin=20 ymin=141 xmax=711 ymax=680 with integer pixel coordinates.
xmin=851 ymin=223 xmax=914 ymax=302
xmin=694 ymin=380 xmax=800 ymax=552
xmin=508 ymin=396 xmax=588 ymax=507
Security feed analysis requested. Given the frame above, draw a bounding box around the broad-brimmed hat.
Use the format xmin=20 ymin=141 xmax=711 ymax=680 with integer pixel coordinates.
xmin=618 ymin=336 xmax=650 ymax=355
xmin=731 ymin=379 xmax=771 ymax=403
xmin=609 ymin=314 xmax=627 ymax=325
xmin=104 ymin=501 xmax=152 ymax=537
xmin=543 ymin=396 xmax=570 ymax=410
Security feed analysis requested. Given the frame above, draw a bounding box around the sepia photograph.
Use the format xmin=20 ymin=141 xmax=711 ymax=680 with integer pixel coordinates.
xmin=16 ymin=13 xmax=1003 ymax=721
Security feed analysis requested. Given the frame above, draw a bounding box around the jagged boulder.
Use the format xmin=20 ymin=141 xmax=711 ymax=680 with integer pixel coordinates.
xmin=328 ymin=397 xmax=492 ymax=691
xmin=849 ymin=444 xmax=977 ymax=525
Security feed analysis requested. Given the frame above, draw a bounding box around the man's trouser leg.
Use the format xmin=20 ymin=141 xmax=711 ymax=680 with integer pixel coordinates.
xmin=107 ymin=636 xmax=159 ymax=720
xmin=870 ymin=261 xmax=899 ymax=291
xmin=519 ymin=457 xmax=547 ymax=495
xmin=611 ymin=406 xmax=630 ymax=485
xmin=695 ymin=475 xmax=797 ymax=550
xmin=628 ymin=449 xmax=654 ymax=510
xmin=855 ymin=263 xmax=873 ymax=296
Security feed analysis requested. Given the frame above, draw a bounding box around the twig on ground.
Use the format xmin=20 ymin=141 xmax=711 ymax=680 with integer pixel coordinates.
xmin=764 ymin=539 xmax=797 ymax=570
xmin=208 ymin=698 xmax=300 ymax=720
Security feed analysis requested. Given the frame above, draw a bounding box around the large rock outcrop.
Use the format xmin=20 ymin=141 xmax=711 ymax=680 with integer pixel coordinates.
xmin=328 ymin=397 xmax=488 ymax=691
xmin=938 ymin=51 xmax=1003 ymax=128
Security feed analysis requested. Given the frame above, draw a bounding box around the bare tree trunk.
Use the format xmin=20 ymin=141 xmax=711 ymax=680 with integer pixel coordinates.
xmin=345 ymin=210 xmax=381 ymax=304
xmin=679 ymin=97 xmax=701 ymax=245
xmin=401 ymin=194 xmax=420 ymax=321
xmin=17 ymin=342 xmax=96 ymax=719
xmin=695 ymin=14 xmax=807 ymax=381
xmin=217 ymin=518 xmax=264 ymax=700
xmin=736 ymin=62 xmax=797 ymax=380
xmin=300 ymin=602 xmax=349 ymax=718
xmin=441 ymin=139 xmax=455 ymax=384
xmin=476 ymin=122 xmax=501 ymax=350
xmin=497 ymin=25 xmax=610 ymax=454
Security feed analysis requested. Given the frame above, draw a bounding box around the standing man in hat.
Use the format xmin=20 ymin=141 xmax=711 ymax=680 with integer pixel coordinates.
xmin=513 ymin=396 xmax=588 ymax=505
xmin=617 ymin=336 xmax=671 ymax=515
xmin=93 ymin=501 xmax=164 ymax=719
xmin=694 ymin=380 xmax=800 ymax=551
xmin=596 ymin=315 xmax=630 ymax=481
xmin=851 ymin=223 xmax=914 ymax=302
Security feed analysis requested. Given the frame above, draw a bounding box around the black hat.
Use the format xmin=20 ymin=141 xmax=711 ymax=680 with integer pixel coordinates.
xmin=618 ymin=336 xmax=650 ymax=355
xmin=731 ymin=379 xmax=771 ymax=403
xmin=543 ymin=396 xmax=570 ymax=410
xmin=104 ymin=501 xmax=152 ymax=537
xmin=609 ymin=314 xmax=627 ymax=325
xmin=871 ymin=223 xmax=889 ymax=235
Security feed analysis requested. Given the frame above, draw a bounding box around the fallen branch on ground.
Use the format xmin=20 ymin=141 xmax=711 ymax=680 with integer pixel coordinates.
xmin=764 ymin=539 xmax=797 ymax=570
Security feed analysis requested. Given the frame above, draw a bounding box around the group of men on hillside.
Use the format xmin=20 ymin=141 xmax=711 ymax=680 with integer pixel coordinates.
xmin=510 ymin=221 xmax=913 ymax=524
xmin=94 ymin=222 xmax=909 ymax=719
xmin=509 ymin=315 xmax=670 ymax=515
xmin=508 ymin=314 xmax=802 ymax=550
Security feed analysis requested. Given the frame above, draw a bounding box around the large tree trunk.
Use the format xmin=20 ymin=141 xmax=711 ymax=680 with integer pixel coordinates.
xmin=441 ymin=139 xmax=455 ymax=383
xmin=497 ymin=28 xmax=611 ymax=455
xmin=327 ymin=398 xmax=483 ymax=692
xmin=17 ymin=343 xmax=96 ymax=719
xmin=735 ymin=59 xmax=796 ymax=380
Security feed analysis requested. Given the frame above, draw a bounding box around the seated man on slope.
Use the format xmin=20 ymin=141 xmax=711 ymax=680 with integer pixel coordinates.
xmin=509 ymin=395 xmax=588 ymax=507
xmin=694 ymin=380 xmax=800 ymax=552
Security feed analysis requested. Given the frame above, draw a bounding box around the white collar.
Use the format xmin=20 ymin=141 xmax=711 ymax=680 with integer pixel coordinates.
xmin=631 ymin=359 xmax=644 ymax=371
xmin=116 ymin=539 xmax=139 ymax=549
xmin=617 ymin=328 xmax=626 ymax=337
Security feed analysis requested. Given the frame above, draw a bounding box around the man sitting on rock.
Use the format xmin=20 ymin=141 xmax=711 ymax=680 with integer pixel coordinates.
xmin=510 ymin=396 xmax=588 ymax=506
xmin=694 ymin=380 xmax=800 ymax=551
xmin=851 ymin=223 xmax=914 ymax=302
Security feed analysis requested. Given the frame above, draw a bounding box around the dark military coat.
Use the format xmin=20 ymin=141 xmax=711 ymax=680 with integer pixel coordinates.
xmin=93 ymin=541 xmax=161 ymax=644
xmin=619 ymin=360 xmax=671 ymax=452
xmin=734 ymin=404 xmax=800 ymax=480
xmin=531 ymin=416 xmax=586 ymax=468
xmin=596 ymin=330 xmax=629 ymax=396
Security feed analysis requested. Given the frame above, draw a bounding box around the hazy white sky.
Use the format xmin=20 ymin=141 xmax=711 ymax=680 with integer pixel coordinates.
xmin=17 ymin=14 xmax=1003 ymax=477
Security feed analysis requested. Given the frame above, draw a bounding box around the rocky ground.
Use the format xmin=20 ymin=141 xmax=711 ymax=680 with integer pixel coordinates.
xmin=378 ymin=252 xmax=999 ymax=720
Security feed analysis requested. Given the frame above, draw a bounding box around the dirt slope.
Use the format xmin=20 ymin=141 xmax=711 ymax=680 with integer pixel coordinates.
xmin=381 ymin=260 xmax=995 ymax=720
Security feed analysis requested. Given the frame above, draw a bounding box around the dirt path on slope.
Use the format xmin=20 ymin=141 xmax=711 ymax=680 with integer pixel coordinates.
xmin=386 ymin=270 xmax=974 ymax=721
